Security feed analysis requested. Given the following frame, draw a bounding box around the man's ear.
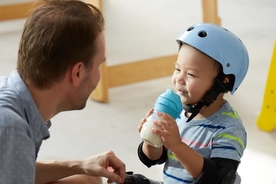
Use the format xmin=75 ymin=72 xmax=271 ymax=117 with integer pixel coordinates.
xmin=70 ymin=62 xmax=85 ymax=86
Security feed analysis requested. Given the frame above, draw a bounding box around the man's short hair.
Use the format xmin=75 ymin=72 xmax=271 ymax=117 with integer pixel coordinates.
xmin=17 ymin=0 xmax=105 ymax=89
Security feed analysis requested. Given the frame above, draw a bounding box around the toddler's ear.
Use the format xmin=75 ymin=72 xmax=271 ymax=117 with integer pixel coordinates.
xmin=223 ymin=76 xmax=230 ymax=84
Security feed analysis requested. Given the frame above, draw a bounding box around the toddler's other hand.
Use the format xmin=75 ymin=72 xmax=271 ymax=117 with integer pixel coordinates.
xmin=137 ymin=108 xmax=154 ymax=132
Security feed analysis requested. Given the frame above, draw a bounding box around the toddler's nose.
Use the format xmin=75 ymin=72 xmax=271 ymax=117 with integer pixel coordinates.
xmin=176 ymin=76 xmax=185 ymax=85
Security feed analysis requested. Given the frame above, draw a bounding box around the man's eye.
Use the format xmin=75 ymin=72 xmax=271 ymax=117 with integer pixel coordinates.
xmin=175 ymin=68 xmax=180 ymax=72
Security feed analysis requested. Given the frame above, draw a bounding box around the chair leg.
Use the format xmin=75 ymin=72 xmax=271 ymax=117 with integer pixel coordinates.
xmin=202 ymin=0 xmax=221 ymax=25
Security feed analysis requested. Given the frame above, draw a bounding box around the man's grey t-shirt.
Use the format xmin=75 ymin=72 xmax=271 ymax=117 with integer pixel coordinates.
xmin=0 ymin=70 xmax=51 ymax=184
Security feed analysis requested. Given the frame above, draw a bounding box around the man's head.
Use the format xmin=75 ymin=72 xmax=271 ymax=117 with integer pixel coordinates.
xmin=17 ymin=0 xmax=105 ymax=90
xmin=62 ymin=32 xmax=105 ymax=110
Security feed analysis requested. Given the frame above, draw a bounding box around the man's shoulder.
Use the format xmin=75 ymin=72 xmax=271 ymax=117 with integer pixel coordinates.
xmin=0 ymin=72 xmax=12 ymax=88
xmin=0 ymin=106 xmax=29 ymax=131
xmin=0 ymin=72 xmax=25 ymax=123
xmin=0 ymin=72 xmax=19 ymax=102
xmin=0 ymin=82 xmax=25 ymax=128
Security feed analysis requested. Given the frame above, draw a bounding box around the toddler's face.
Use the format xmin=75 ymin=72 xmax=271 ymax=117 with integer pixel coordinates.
xmin=172 ymin=44 xmax=220 ymax=105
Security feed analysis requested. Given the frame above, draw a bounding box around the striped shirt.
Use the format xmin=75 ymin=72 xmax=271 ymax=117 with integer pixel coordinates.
xmin=163 ymin=101 xmax=246 ymax=184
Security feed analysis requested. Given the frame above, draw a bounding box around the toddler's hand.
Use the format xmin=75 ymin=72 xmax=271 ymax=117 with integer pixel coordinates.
xmin=152 ymin=112 xmax=182 ymax=150
xmin=137 ymin=108 xmax=154 ymax=133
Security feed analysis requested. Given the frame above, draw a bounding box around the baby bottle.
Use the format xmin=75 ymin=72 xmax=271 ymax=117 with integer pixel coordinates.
xmin=140 ymin=89 xmax=183 ymax=148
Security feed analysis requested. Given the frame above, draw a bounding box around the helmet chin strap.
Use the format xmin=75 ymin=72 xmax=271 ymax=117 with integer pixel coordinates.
xmin=184 ymin=72 xmax=229 ymax=122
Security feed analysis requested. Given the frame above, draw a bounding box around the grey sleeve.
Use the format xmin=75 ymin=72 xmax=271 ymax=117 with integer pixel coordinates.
xmin=211 ymin=125 xmax=247 ymax=161
xmin=0 ymin=126 xmax=36 ymax=184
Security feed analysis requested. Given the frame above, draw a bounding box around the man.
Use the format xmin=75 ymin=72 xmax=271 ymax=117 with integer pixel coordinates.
xmin=0 ymin=0 xmax=125 ymax=183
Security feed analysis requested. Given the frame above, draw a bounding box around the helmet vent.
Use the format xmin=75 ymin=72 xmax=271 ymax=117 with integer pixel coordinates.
xmin=198 ymin=31 xmax=207 ymax=37
xmin=187 ymin=26 xmax=194 ymax=31
xmin=226 ymin=63 xmax=230 ymax=67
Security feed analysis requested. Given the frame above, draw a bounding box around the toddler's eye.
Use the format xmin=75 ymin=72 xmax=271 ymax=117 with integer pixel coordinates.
xmin=188 ymin=73 xmax=195 ymax=77
xmin=175 ymin=68 xmax=180 ymax=72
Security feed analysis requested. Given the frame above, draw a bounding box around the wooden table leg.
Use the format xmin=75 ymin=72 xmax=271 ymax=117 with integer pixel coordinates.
xmin=202 ymin=0 xmax=221 ymax=25
xmin=0 ymin=2 xmax=33 ymax=21
xmin=90 ymin=62 xmax=109 ymax=103
xmin=84 ymin=0 xmax=102 ymax=9
xmin=84 ymin=0 xmax=109 ymax=103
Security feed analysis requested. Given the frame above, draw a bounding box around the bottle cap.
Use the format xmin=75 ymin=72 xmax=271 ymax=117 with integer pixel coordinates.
xmin=154 ymin=89 xmax=183 ymax=119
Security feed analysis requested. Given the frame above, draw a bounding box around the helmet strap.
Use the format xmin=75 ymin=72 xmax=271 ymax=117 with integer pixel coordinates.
xmin=185 ymin=71 xmax=229 ymax=122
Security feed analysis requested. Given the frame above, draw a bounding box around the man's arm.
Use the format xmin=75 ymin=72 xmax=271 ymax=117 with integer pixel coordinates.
xmin=36 ymin=161 xmax=102 ymax=184
xmin=46 ymin=175 xmax=102 ymax=184
xmin=35 ymin=161 xmax=83 ymax=184
xmin=35 ymin=151 xmax=126 ymax=184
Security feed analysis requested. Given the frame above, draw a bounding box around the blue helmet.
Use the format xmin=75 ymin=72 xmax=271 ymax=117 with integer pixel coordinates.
xmin=176 ymin=23 xmax=249 ymax=94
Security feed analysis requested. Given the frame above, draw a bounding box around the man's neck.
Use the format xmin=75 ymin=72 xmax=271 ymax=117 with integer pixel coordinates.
xmin=27 ymin=83 xmax=65 ymax=122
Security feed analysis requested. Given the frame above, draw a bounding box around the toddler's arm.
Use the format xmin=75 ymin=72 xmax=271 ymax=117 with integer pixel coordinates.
xmin=137 ymin=141 xmax=167 ymax=168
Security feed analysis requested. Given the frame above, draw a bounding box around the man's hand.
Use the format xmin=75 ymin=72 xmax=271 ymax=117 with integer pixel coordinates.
xmin=81 ymin=151 xmax=126 ymax=184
